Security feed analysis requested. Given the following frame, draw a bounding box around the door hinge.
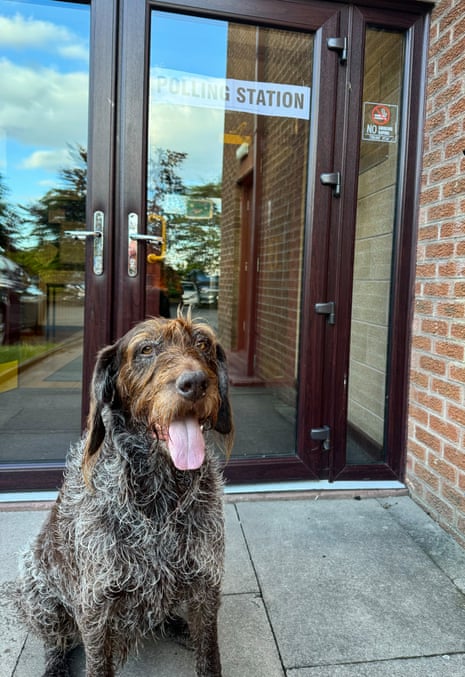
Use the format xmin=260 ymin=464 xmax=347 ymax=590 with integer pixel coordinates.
xmin=327 ymin=36 xmax=348 ymax=64
xmin=320 ymin=171 xmax=341 ymax=198
xmin=315 ymin=301 xmax=336 ymax=325
xmin=310 ymin=425 xmax=331 ymax=451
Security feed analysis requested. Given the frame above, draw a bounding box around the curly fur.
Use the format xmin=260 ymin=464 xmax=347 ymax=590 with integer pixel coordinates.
xmin=16 ymin=316 xmax=233 ymax=677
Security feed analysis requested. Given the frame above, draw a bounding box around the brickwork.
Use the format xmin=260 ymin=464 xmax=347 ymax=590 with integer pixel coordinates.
xmin=254 ymin=28 xmax=311 ymax=385
xmin=218 ymin=23 xmax=256 ymax=351
xmin=220 ymin=24 xmax=312 ymax=390
xmin=407 ymin=0 xmax=465 ymax=546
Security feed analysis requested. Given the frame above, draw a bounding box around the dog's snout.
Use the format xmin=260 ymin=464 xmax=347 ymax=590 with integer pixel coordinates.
xmin=176 ymin=370 xmax=208 ymax=401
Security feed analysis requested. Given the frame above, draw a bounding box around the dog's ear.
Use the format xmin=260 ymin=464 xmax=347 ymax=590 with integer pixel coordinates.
xmin=214 ymin=344 xmax=234 ymax=453
xmin=82 ymin=342 xmax=120 ymax=484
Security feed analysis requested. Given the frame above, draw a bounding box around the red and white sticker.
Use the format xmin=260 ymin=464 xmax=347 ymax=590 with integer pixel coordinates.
xmin=362 ymin=102 xmax=398 ymax=143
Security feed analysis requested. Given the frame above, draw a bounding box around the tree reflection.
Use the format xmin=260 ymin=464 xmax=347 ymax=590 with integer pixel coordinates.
xmin=147 ymin=148 xmax=221 ymax=282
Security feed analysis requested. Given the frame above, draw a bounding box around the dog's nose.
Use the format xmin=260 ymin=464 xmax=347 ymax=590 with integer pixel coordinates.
xmin=176 ymin=370 xmax=208 ymax=401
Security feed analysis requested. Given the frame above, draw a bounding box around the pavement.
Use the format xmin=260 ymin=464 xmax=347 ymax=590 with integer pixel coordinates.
xmin=3 ymin=494 xmax=465 ymax=676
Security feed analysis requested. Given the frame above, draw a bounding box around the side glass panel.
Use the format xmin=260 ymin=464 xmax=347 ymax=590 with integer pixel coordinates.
xmin=147 ymin=11 xmax=313 ymax=459
xmin=0 ymin=0 xmax=89 ymax=463
xmin=346 ymin=28 xmax=404 ymax=465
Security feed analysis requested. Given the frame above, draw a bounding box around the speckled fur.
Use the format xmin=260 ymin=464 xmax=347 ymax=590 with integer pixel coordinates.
xmin=16 ymin=317 xmax=233 ymax=677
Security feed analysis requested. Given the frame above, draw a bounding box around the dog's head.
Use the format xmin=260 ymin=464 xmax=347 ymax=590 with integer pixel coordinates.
xmin=82 ymin=315 xmax=233 ymax=483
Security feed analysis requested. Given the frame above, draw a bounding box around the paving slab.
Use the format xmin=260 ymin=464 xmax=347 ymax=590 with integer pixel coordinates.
xmin=378 ymin=496 xmax=465 ymax=593
xmin=4 ymin=496 xmax=465 ymax=676
xmin=236 ymin=498 xmax=465 ymax=670
xmin=4 ymin=504 xmax=281 ymax=677
xmin=14 ymin=593 xmax=284 ymax=677
xmin=0 ymin=510 xmax=48 ymax=676
xmin=0 ymin=510 xmax=47 ymax=586
xmin=223 ymin=503 xmax=260 ymax=595
xmin=286 ymin=654 xmax=465 ymax=676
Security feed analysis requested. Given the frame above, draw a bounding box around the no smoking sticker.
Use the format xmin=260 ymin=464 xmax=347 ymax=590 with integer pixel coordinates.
xmin=362 ymin=102 xmax=398 ymax=143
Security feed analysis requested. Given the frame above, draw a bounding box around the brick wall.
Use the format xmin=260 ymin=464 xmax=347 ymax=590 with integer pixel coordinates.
xmin=219 ymin=24 xmax=312 ymax=390
xmin=254 ymin=27 xmax=311 ymax=386
xmin=407 ymin=0 xmax=465 ymax=547
xmin=218 ymin=23 xmax=256 ymax=352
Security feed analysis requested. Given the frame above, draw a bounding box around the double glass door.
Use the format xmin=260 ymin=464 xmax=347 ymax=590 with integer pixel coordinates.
xmin=0 ymin=0 xmax=428 ymax=491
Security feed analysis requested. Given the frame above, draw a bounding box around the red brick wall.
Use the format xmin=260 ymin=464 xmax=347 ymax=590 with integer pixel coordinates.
xmin=407 ymin=0 xmax=465 ymax=547
xmin=219 ymin=24 xmax=311 ymax=389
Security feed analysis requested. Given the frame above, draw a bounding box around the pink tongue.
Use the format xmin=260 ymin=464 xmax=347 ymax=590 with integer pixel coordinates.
xmin=168 ymin=418 xmax=205 ymax=470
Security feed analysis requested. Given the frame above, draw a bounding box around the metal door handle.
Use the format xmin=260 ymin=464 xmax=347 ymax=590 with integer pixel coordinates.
xmin=128 ymin=212 xmax=165 ymax=277
xmin=64 ymin=210 xmax=104 ymax=275
xmin=64 ymin=229 xmax=101 ymax=240
xmin=129 ymin=232 xmax=163 ymax=246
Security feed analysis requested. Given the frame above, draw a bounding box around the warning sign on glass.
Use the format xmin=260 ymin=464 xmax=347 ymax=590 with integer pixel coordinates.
xmin=362 ymin=102 xmax=398 ymax=143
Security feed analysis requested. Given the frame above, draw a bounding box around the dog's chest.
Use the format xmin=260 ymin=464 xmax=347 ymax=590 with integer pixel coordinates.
xmin=108 ymin=498 xmax=222 ymax=581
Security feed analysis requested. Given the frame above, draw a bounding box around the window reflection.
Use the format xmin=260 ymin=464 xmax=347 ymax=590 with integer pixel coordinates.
xmin=0 ymin=0 xmax=89 ymax=463
xmin=346 ymin=28 xmax=404 ymax=465
xmin=147 ymin=12 xmax=313 ymax=459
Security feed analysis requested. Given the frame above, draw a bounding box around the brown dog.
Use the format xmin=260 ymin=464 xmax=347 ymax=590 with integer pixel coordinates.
xmin=16 ymin=315 xmax=233 ymax=676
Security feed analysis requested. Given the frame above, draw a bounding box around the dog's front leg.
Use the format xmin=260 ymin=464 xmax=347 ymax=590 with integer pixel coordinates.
xmin=188 ymin=584 xmax=222 ymax=677
xmin=43 ymin=645 xmax=71 ymax=677
xmin=77 ymin=614 xmax=115 ymax=677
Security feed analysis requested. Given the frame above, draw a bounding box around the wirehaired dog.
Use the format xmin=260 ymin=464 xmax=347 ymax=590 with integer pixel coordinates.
xmin=16 ymin=315 xmax=233 ymax=677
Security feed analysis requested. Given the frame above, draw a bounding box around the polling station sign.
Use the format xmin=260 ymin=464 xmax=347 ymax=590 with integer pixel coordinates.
xmin=151 ymin=67 xmax=311 ymax=120
xmin=362 ymin=102 xmax=398 ymax=143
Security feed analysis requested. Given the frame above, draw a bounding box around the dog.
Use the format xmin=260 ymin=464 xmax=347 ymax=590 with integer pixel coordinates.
xmin=16 ymin=314 xmax=233 ymax=676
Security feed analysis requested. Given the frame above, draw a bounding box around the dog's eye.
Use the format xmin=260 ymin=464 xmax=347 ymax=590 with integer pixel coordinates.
xmin=140 ymin=344 xmax=155 ymax=356
xmin=195 ymin=336 xmax=211 ymax=352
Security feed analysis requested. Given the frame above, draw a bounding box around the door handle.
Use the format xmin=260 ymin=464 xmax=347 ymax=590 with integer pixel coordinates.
xmin=129 ymin=233 xmax=163 ymax=245
xmin=64 ymin=210 xmax=104 ymax=275
xmin=128 ymin=212 xmax=164 ymax=277
xmin=64 ymin=229 xmax=101 ymax=240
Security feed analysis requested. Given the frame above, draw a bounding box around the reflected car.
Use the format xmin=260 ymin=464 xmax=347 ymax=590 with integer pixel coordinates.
xmin=0 ymin=256 xmax=46 ymax=344
xmin=62 ymin=283 xmax=85 ymax=303
xmin=199 ymin=277 xmax=219 ymax=306
xmin=181 ymin=281 xmax=200 ymax=307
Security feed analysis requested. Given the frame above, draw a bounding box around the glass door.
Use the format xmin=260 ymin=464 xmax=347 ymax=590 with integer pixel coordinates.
xmin=0 ymin=0 xmax=116 ymax=491
xmin=115 ymin=0 xmax=347 ymax=483
xmin=0 ymin=0 xmax=89 ymax=485
xmin=147 ymin=12 xmax=313 ymax=466
xmin=119 ymin=1 xmax=427 ymax=484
